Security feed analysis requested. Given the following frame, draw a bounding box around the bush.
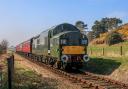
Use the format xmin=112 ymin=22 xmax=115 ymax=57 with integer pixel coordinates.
xmin=106 ymin=32 xmax=123 ymax=45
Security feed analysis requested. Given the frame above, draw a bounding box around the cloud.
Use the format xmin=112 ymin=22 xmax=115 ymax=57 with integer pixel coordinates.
xmin=107 ymin=11 xmax=128 ymax=18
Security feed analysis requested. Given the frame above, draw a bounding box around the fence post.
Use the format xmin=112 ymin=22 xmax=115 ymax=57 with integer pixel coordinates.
xmin=0 ymin=66 xmax=2 ymax=88
xmin=12 ymin=55 xmax=14 ymax=75
xmin=102 ymin=48 xmax=104 ymax=56
xmin=120 ymin=46 xmax=123 ymax=56
xmin=7 ymin=55 xmax=14 ymax=89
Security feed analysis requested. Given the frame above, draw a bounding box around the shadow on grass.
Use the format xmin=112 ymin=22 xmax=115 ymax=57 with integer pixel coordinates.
xmin=83 ymin=57 xmax=121 ymax=75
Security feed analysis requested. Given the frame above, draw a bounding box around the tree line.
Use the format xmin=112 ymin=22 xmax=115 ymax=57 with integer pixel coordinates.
xmin=75 ymin=17 xmax=123 ymax=42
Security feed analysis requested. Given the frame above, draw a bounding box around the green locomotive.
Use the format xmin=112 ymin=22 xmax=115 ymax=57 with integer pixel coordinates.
xmin=32 ymin=23 xmax=89 ymax=69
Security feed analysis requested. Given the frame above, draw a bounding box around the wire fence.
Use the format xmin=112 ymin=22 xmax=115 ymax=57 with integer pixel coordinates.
xmin=0 ymin=65 xmax=3 ymax=87
xmin=0 ymin=55 xmax=5 ymax=89
xmin=0 ymin=54 xmax=14 ymax=89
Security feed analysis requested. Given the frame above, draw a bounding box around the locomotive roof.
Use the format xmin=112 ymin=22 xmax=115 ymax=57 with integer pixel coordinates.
xmin=40 ymin=23 xmax=79 ymax=32
xmin=40 ymin=23 xmax=80 ymax=37
xmin=49 ymin=23 xmax=79 ymax=31
xmin=16 ymin=23 xmax=79 ymax=47
xmin=34 ymin=23 xmax=80 ymax=38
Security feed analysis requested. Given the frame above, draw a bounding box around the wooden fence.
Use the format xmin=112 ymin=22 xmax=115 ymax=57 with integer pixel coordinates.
xmin=88 ymin=45 xmax=128 ymax=57
xmin=0 ymin=54 xmax=14 ymax=89
xmin=0 ymin=65 xmax=2 ymax=87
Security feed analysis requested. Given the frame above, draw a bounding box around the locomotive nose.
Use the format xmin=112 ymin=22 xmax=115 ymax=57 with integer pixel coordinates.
xmin=62 ymin=46 xmax=85 ymax=54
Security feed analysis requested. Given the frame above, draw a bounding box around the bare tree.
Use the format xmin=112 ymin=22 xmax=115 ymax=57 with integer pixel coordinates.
xmin=0 ymin=39 xmax=9 ymax=50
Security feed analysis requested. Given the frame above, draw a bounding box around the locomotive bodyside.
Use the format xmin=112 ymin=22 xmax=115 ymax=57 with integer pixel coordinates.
xmin=16 ymin=23 xmax=89 ymax=70
xmin=31 ymin=23 xmax=78 ymax=57
xmin=32 ymin=30 xmax=49 ymax=56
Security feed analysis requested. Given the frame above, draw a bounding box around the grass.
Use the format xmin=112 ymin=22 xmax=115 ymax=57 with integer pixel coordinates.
xmin=1 ymin=59 xmax=58 ymax=89
xmin=114 ymin=40 xmax=128 ymax=45
xmin=87 ymin=41 xmax=128 ymax=75
xmin=84 ymin=56 xmax=128 ymax=75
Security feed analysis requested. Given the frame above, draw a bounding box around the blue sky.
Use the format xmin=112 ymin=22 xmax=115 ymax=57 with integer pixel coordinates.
xmin=0 ymin=0 xmax=128 ymax=46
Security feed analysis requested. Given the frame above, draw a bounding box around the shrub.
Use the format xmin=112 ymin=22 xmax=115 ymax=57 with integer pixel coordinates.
xmin=106 ymin=32 xmax=123 ymax=45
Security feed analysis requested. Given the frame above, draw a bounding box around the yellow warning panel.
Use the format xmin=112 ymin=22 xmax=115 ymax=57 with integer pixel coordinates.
xmin=62 ymin=46 xmax=85 ymax=54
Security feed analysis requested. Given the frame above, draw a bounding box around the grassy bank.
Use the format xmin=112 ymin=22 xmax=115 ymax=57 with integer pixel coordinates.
xmin=88 ymin=43 xmax=128 ymax=57
xmin=2 ymin=58 xmax=58 ymax=89
xmin=84 ymin=56 xmax=128 ymax=75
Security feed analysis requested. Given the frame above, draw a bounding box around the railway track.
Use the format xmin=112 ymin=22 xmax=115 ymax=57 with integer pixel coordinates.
xmin=18 ymin=54 xmax=128 ymax=89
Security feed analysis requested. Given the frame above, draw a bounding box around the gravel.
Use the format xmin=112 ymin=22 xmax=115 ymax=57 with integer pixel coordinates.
xmin=14 ymin=54 xmax=84 ymax=89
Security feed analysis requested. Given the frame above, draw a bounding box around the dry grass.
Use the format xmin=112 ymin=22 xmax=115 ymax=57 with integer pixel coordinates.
xmin=84 ymin=56 xmax=128 ymax=84
xmin=90 ymin=23 xmax=128 ymax=45
xmin=1 ymin=55 xmax=58 ymax=89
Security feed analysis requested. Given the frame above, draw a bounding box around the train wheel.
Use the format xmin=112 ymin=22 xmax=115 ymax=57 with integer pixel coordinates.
xmin=46 ymin=59 xmax=48 ymax=65
xmin=49 ymin=58 xmax=55 ymax=67
xmin=57 ymin=64 xmax=61 ymax=69
xmin=62 ymin=63 xmax=71 ymax=70
xmin=57 ymin=61 xmax=62 ymax=69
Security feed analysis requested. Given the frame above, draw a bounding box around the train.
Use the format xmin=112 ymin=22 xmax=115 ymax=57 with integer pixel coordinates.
xmin=16 ymin=23 xmax=89 ymax=70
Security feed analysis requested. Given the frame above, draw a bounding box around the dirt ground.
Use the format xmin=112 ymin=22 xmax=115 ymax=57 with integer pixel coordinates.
xmin=14 ymin=54 xmax=85 ymax=89
xmin=109 ymin=66 xmax=128 ymax=84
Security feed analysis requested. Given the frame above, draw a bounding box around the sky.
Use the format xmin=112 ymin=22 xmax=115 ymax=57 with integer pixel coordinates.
xmin=0 ymin=0 xmax=128 ymax=46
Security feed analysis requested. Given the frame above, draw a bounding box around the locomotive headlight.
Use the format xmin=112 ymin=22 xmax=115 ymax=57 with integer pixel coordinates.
xmin=81 ymin=39 xmax=88 ymax=45
xmin=61 ymin=55 xmax=68 ymax=62
xmin=83 ymin=55 xmax=90 ymax=62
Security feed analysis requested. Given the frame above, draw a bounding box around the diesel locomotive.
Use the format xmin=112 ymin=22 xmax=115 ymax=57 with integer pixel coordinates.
xmin=16 ymin=23 xmax=89 ymax=70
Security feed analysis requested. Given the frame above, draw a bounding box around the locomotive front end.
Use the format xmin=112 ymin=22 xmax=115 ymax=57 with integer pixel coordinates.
xmin=60 ymin=31 xmax=89 ymax=69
